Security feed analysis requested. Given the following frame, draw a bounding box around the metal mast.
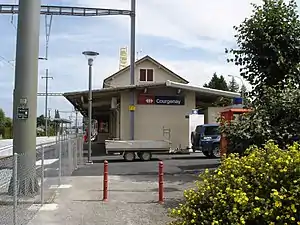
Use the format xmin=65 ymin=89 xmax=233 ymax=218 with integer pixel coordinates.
xmin=41 ymin=69 xmax=53 ymax=136
xmin=1 ymin=2 xmax=136 ymax=195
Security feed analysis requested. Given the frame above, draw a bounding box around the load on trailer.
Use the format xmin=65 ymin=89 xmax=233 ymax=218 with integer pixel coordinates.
xmin=105 ymin=139 xmax=171 ymax=161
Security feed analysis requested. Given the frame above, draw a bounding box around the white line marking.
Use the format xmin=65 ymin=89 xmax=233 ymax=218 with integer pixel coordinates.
xmin=28 ymin=204 xmax=41 ymax=211
xmin=44 ymin=168 xmax=59 ymax=171
xmin=58 ymin=184 xmax=72 ymax=189
xmin=49 ymin=184 xmax=72 ymax=189
xmin=49 ymin=185 xmax=59 ymax=189
xmin=39 ymin=203 xmax=58 ymax=211
xmin=36 ymin=159 xmax=58 ymax=166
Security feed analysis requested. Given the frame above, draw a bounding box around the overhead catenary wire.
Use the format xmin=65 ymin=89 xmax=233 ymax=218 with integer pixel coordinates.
xmin=0 ymin=55 xmax=14 ymax=68
xmin=44 ymin=13 xmax=53 ymax=60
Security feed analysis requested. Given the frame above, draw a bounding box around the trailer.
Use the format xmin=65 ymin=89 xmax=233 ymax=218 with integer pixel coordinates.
xmin=105 ymin=139 xmax=171 ymax=161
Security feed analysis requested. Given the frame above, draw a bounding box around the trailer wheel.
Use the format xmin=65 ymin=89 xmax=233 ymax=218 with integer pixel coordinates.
xmin=138 ymin=152 xmax=152 ymax=161
xmin=123 ymin=152 xmax=136 ymax=161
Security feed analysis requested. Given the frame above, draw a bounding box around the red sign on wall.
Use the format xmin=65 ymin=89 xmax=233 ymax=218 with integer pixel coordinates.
xmin=137 ymin=94 xmax=155 ymax=104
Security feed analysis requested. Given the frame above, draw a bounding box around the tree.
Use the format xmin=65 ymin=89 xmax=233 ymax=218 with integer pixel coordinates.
xmin=37 ymin=114 xmax=45 ymax=127
xmin=0 ymin=108 xmax=13 ymax=139
xmin=203 ymin=73 xmax=232 ymax=106
xmin=240 ymin=84 xmax=247 ymax=95
xmin=226 ymin=0 xmax=300 ymax=96
xmin=221 ymin=85 xmax=300 ymax=153
xmin=228 ymin=76 xmax=239 ymax=92
xmin=203 ymin=73 xmax=229 ymax=91
xmin=0 ymin=108 xmax=5 ymax=129
xmin=222 ymin=0 xmax=300 ymax=154
xmin=54 ymin=109 xmax=60 ymax=119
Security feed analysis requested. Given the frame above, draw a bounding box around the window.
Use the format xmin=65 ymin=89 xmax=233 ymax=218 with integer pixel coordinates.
xmin=204 ymin=126 xmax=220 ymax=135
xmin=139 ymin=69 xmax=154 ymax=82
xmin=195 ymin=125 xmax=202 ymax=133
xmin=140 ymin=69 xmax=146 ymax=81
xmin=147 ymin=69 xmax=153 ymax=81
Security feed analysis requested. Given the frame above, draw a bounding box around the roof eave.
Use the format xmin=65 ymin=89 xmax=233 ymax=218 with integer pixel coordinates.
xmin=165 ymin=80 xmax=240 ymax=98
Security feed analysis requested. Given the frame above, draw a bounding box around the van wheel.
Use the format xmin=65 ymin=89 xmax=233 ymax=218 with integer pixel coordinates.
xmin=138 ymin=152 xmax=152 ymax=161
xmin=202 ymin=152 xmax=210 ymax=158
xmin=210 ymin=144 xmax=220 ymax=158
xmin=123 ymin=152 xmax=136 ymax=161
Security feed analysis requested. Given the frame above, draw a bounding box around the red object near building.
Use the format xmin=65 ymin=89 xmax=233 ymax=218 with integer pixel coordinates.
xmin=220 ymin=108 xmax=251 ymax=157
xmin=137 ymin=94 xmax=155 ymax=104
xmin=83 ymin=128 xmax=88 ymax=142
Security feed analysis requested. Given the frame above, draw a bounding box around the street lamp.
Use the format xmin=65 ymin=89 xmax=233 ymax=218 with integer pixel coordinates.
xmin=82 ymin=50 xmax=99 ymax=164
xmin=228 ymin=74 xmax=245 ymax=98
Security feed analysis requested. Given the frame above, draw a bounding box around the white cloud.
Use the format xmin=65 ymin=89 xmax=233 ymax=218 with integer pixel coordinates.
xmin=65 ymin=0 xmax=259 ymax=88
xmin=159 ymin=58 xmax=248 ymax=88
xmin=74 ymin=0 xmax=262 ymax=48
xmin=2 ymin=0 xmax=293 ymax=117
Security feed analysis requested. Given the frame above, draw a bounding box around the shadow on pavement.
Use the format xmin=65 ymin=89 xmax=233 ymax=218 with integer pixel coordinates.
xmin=167 ymin=156 xmax=207 ymax=160
xmin=92 ymin=158 xmax=160 ymax=163
xmin=163 ymin=198 xmax=183 ymax=210
xmin=178 ymin=163 xmax=220 ymax=171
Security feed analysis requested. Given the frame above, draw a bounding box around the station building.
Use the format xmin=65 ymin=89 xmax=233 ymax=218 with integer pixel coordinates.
xmin=63 ymin=55 xmax=239 ymax=154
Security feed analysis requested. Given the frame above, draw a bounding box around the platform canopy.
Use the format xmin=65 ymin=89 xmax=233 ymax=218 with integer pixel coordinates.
xmin=63 ymin=80 xmax=240 ymax=116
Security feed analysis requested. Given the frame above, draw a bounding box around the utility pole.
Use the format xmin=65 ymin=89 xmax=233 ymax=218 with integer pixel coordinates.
xmin=48 ymin=108 xmax=51 ymax=119
xmin=42 ymin=69 xmax=53 ymax=136
xmin=129 ymin=0 xmax=136 ymax=141
xmin=9 ymin=0 xmax=41 ymax=195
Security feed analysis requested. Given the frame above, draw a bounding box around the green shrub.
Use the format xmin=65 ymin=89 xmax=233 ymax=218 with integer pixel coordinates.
xmin=169 ymin=141 xmax=300 ymax=225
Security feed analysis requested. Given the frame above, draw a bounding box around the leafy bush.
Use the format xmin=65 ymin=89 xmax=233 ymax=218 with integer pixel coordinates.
xmin=220 ymin=85 xmax=300 ymax=154
xmin=169 ymin=141 xmax=300 ymax=225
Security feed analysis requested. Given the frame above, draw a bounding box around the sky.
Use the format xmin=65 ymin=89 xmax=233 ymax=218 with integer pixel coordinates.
xmin=0 ymin=0 xmax=287 ymax=121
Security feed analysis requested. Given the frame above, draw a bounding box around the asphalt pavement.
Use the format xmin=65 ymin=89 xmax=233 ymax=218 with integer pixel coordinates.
xmin=74 ymin=153 xmax=220 ymax=176
xmin=27 ymin=153 xmax=220 ymax=225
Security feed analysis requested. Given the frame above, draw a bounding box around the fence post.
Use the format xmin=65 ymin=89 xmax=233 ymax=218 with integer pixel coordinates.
xmin=79 ymin=137 xmax=83 ymax=165
xmin=13 ymin=153 xmax=18 ymax=225
xmin=103 ymin=160 xmax=108 ymax=202
xmin=158 ymin=161 xmax=164 ymax=204
xmin=74 ymin=138 xmax=78 ymax=170
xmin=67 ymin=138 xmax=72 ymax=174
xmin=59 ymin=139 xmax=62 ymax=185
xmin=41 ymin=145 xmax=45 ymax=205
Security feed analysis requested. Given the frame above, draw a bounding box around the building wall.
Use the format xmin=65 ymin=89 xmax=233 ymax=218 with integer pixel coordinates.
xmin=203 ymin=107 xmax=225 ymax=124
xmin=106 ymin=60 xmax=185 ymax=87
xmin=119 ymin=88 xmax=195 ymax=149
xmin=120 ymin=91 xmax=131 ymax=140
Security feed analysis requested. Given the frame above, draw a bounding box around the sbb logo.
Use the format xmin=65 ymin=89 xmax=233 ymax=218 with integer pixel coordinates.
xmin=145 ymin=98 xmax=154 ymax=104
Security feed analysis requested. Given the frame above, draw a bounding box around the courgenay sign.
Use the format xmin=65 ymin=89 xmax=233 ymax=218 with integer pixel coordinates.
xmin=155 ymin=96 xmax=184 ymax=105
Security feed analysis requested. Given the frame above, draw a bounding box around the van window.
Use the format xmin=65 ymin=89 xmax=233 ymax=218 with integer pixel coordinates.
xmin=196 ymin=125 xmax=202 ymax=133
xmin=204 ymin=126 xmax=220 ymax=135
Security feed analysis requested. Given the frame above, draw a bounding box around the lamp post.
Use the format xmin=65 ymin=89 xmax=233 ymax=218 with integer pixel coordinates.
xmin=228 ymin=74 xmax=245 ymax=98
xmin=82 ymin=51 xmax=99 ymax=164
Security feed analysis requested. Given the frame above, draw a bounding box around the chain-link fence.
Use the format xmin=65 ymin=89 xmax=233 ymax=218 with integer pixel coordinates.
xmin=0 ymin=135 xmax=84 ymax=225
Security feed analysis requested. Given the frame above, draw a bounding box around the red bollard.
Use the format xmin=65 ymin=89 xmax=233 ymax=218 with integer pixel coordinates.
xmin=158 ymin=161 xmax=164 ymax=204
xmin=103 ymin=160 xmax=108 ymax=202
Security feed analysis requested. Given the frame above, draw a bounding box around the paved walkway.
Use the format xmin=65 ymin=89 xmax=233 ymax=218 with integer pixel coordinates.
xmin=27 ymin=173 xmax=196 ymax=225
